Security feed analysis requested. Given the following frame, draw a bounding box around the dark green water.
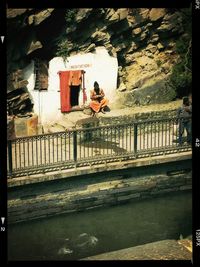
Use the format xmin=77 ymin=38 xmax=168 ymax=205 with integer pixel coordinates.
xmin=8 ymin=190 xmax=192 ymax=261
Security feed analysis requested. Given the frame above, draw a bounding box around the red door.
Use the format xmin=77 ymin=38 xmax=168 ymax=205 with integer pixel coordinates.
xmin=58 ymin=71 xmax=71 ymax=112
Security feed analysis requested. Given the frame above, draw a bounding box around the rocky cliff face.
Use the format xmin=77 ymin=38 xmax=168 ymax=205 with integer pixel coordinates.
xmin=6 ymin=8 xmax=191 ymax=114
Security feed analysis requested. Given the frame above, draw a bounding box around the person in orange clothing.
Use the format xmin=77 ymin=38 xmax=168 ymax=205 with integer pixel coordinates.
xmin=90 ymin=81 xmax=109 ymax=115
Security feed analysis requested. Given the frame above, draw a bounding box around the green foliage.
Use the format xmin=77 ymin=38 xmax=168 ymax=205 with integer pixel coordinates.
xmin=175 ymin=39 xmax=188 ymax=54
xmin=56 ymin=40 xmax=69 ymax=63
xmin=169 ymin=7 xmax=192 ymax=97
xmin=65 ymin=9 xmax=77 ymax=23
xmin=55 ymin=9 xmax=77 ymax=62
xmin=170 ymin=61 xmax=192 ymax=97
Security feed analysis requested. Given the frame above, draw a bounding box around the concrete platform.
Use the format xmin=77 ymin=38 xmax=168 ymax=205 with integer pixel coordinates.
xmin=82 ymin=239 xmax=192 ymax=260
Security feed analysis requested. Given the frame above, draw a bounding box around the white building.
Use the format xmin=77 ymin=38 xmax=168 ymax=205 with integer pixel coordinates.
xmin=22 ymin=47 xmax=118 ymax=125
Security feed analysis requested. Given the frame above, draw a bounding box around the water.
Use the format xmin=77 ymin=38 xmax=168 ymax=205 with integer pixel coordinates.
xmin=8 ymin=191 xmax=192 ymax=261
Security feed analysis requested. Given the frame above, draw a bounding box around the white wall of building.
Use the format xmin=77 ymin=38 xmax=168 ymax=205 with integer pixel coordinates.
xmin=22 ymin=46 xmax=118 ymax=124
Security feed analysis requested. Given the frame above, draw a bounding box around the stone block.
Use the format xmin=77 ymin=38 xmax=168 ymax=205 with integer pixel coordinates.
xmin=117 ymin=192 xmax=140 ymax=201
xmin=149 ymin=8 xmax=166 ymax=21
xmin=14 ymin=114 xmax=38 ymax=137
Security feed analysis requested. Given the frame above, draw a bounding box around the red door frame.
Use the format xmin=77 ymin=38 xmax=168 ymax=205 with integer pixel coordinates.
xmin=58 ymin=70 xmax=86 ymax=112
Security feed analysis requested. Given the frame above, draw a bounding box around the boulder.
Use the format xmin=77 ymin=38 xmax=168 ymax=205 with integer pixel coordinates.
xmin=157 ymin=13 xmax=184 ymax=36
xmin=139 ymin=8 xmax=150 ymax=19
xmin=6 ymin=9 xmax=30 ymax=18
xmin=132 ymin=27 xmax=142 ymax=35
xmin=7 ymin=91 xmax=33 ymax=115
xmin=148 ymin=33 xmax=159 ymax=44
xmin=115 ymin=43 xmax=126 ymax=52
xmin=28 ymin=9 xmax=54 ymax=25
xmin=149 ymin=8 xmax=166 ymax=21
xmin=118 ymin=82 xmax=127 ymax=92
xmin=157 ymin=42 xmax=164 ymax=50
xmin=145 ymin=44 xmax=157 ymax=54
xmin=91 ymin=31 xmax=110 ymax=43
xmin=126 ymin=70 xmax=162 ymax=91
xmin=117 ymin=9 xmax=128 ymax=21
xmin=75 ymin=9 xmax=93 ymax=23
xmin=123 ymin=76 xmax=177 ymax=106
xmin=27 ymin=40 xmax=43 ymax=55
xmin=85 ymin=43 xmax=96 ymax=53
xmin=130 ymin=8 xmax=149 ymax=28
xmin=7 ymin=70 xmax=29 ymax=93
xmin=105 ymin=43 xmax=117 ymax=57
xmin=126 ymin=42 xmax=138 ymax=54
xmin=105 ymin=9 xmax=119 ymax=22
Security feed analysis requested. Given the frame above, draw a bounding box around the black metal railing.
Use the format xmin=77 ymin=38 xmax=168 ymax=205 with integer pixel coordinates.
xmin=7 ymin=116 xmax=192 ymax=178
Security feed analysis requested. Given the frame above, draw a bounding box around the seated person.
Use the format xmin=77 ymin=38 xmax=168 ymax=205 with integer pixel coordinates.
xmin=89 ymin=81 xmax=109 ymax=115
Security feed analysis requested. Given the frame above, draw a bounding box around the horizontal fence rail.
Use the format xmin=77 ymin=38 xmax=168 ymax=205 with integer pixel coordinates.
xmin=7 ymin=116 xmax=192 ymax=178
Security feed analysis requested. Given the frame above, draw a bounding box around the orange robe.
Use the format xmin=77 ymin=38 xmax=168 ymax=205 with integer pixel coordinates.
xmin=89 ymin=89 xmax=109 ymax=113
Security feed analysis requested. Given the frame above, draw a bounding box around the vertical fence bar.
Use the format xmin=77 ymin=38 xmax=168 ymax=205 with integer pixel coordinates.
xmin=134 ymin=123 xmax=138 ymax=157
xmin=19 ymin=141 xmax=21 ymax=168
xmin=69 ymin=132 xmax=71 ymax=160
xmin=165 ymin=120 xmax=167 ymax=147
xmin=73 ymin=130 xmax=77 ymax=162
xmin=147 ymin=123 xmax=149 ymax=149
xmin=129 ymin=125 xmax=132 ymax=152
xmin=144 ymin=123 xmax=145 ymax=149
xmin=27 ymin=140 xmax=30 ymax=167
xmin=23 ymin=139 xmax=25 ymax=168
xmin=36 ymin=138 xmax=38 ymax=166
xmin=150 ymin=121 xmax=153 ymax=149
xmin=78 ymin=131 xmax=80 ymax=159
xmin=161 ymin=121 xmax=163 ymax=148
xmin=7 ymin=140 xmax=13 ymax=177
xmin=125 ymin=125 xmax=128 ymax=151
xmin=63 ymin=133 xmax=66 ymax=161
xmin=56 ymin=134 xmax=59 ymax=162
xmin=48 ymin=135 xmax=51 ymax=164
xmin=83 ymin=130 xmax=85 ymax=159
xmin=44 ymin=137 xmax=46 ymax=164
xmin=40 ymin=136 xmax=42 ymax=165
xmin=14 ymin=142 xmax=17 ymax=169
xmin=169 ymin=120 xmax=171 ymax=147
xmin=103 ymin=128 xmax=105 ymax=156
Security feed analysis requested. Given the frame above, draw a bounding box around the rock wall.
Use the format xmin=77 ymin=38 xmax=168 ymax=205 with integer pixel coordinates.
xmin=7 ymin=8 xmax=191 ymax=114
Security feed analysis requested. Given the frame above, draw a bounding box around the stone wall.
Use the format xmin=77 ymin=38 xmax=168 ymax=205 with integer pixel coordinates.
xmin=99 ymin=109 xmax=177 ymax=126
xmin=8 ymin=158 xmax=192 ymax=224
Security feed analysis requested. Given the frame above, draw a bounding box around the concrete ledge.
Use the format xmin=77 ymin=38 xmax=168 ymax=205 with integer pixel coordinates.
xmin=81 ymin=239 xmax=192 ymax=260
xmin=8 ymin=151 xmax=192 ymax=187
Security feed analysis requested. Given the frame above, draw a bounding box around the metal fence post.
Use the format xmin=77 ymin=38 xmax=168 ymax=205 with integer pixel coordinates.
xmin=134 ymin=123 xmax=138 ymax=157
xmin=73 ymin=130 xmax=77 ymax=162
xmin=7 ymin=140 xmax=13 ymax=177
